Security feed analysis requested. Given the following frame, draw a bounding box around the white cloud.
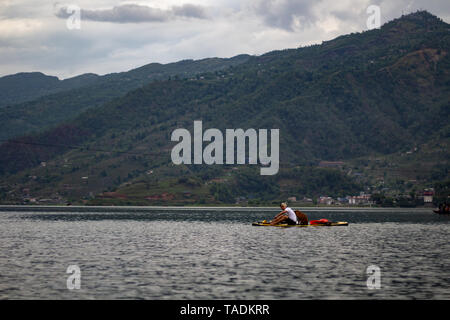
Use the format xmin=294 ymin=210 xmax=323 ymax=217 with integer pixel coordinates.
xmin=54 ymin=3 xmax=209 ymax=23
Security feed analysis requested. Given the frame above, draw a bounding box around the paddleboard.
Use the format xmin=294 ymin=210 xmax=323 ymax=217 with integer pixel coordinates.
xmin=252 ymin=221 xmax=349 ymax=227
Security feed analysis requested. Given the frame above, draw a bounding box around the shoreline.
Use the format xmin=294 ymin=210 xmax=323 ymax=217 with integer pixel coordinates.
xmin=0 ymin=204 xmax=435 ymax=211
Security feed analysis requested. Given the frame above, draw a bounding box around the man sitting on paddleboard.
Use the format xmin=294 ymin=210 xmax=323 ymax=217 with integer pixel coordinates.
xmin=270 ymin=203 xmax=298 ymax=226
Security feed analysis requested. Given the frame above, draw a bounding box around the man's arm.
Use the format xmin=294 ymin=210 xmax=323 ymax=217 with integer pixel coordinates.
xmin=274 ymin=210 xmax=287 ymax=219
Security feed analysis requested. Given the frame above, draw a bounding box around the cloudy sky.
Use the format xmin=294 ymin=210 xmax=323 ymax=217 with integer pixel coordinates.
xmin=1 ymin=0 xmax=449 ymax=79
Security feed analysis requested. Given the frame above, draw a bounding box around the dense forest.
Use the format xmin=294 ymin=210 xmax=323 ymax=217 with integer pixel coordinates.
xmin=0 ymin=55 xmax=250 ymax=140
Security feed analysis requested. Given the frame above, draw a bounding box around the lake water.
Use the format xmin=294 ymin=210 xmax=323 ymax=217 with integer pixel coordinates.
xmin=0 ymin=206 xmax=449 ymax=299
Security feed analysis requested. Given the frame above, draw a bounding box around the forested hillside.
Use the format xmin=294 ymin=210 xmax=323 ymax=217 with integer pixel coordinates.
xmin=0 ymin=11 xmax=448 ymax=205
xmin=0 ymin=55 xmax=250 ymax=140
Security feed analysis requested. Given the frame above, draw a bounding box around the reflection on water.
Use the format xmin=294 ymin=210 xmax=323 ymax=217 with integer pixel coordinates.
xmin=0 ymin=207 xmax=449 ymax=299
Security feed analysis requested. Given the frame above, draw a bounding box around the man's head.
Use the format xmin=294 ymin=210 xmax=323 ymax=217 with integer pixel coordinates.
xmin=280 ymin=202 xmax=287 ymax=209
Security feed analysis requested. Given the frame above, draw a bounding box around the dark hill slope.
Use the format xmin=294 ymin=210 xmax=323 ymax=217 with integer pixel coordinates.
xmin=0 ymin=55 xmax=250 ymax=140
xmin=0 ymin=72 xmax=100 ymax=108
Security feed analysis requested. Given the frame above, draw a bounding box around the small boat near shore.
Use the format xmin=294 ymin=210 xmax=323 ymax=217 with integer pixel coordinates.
xmin=433 ymin=203 xmax=450 ymax=214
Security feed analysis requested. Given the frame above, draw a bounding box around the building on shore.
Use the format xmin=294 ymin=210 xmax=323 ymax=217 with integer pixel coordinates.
xmin=422 ymin=189 xmax=434 ymax=204
xmin=348 ymin=193 xmax=373 ymax=205
xmin=318 ymin=196 xmax=334 ymax=205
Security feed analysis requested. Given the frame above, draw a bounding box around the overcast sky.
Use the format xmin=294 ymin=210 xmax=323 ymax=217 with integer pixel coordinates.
xmin=1 ymin=0 xmax=449 ymax=79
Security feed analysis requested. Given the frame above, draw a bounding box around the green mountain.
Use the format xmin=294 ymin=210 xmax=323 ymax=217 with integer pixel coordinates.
xmin=0 ymin=11 xmax=448 ymax=205
xmin=0 ymin=72 xmax=100 ymax=108
xmin=0 ymin=55 xmax=250 ymax=141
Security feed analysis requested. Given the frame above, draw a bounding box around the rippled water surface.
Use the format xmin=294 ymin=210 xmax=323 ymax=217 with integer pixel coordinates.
xmin=0 ymin=206 xmax=449 ymax=299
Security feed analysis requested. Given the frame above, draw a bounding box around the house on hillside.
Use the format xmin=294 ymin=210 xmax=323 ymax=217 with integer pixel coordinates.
xmin=423 ymin=190 xmax=434 ymax=204
xmin=348 ymin=193 xmax=373 ymax=205
xmin=337 ymin=197 xmax=349 ymax=204
xmin=318 ymin=196 xmax=334 ymax=205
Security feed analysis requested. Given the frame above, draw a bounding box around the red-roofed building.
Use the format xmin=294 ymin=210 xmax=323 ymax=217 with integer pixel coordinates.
xmin=423 ymin=190 xmax=434 ymax=203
